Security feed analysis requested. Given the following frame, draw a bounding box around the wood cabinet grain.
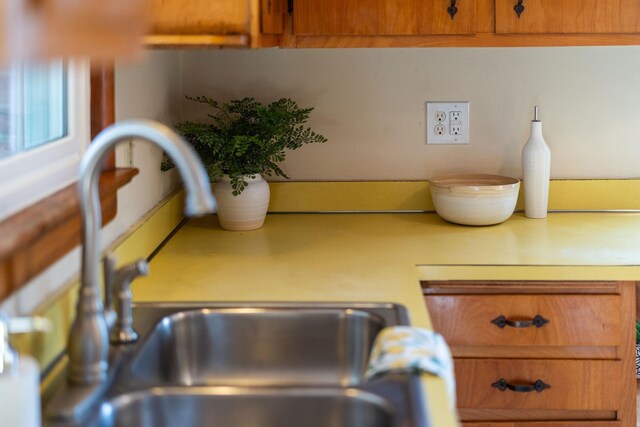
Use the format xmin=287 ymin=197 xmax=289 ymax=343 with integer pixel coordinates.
xmin=289 ymin=0 xmax=640 ymax=47
xmin=427 ymin=294 xmax=621 ymax=347
xmin=456 ymin=359 xmax=621 ymax=411
xmin=140 ymin=0 xmax=640 ymax=47
xmin=495 ymin=0 xmax=640 ymax=34
xmin=422 ymin=280 xmax=636 ymax=427
xmin=293 ymin=0 xmax=477 ymax=35
xmin=460 ymin=421 xmax=621 ymax=426
xmin=145 ymin=0 xmax=282 ymax=48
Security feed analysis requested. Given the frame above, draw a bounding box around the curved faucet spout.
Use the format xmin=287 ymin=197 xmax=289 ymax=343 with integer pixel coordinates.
xmin=68 ymin=119 xmax=216 ymax=385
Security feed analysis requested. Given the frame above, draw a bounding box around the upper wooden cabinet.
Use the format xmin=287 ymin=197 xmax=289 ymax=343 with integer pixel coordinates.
xmin=496 ymin=0 xmax=640 ymax=34
xmin=293 ymin=0 xmax=477 ymax=35
xmin=288 ymin=0 xmax=640 ymax=47
xmin=2 ymin=0 xmax=147 ymax=62
xmin=145 ymin=0 xmax=283 ymax=48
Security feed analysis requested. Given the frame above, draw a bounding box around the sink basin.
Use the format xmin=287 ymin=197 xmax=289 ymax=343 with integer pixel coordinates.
xmin=45 ymin=303 xmax=428 ymax=427
xmin=124 ymin=303 xmax=408 ymax=387
xmin=87 ymin=387 xmax=396 ymax=427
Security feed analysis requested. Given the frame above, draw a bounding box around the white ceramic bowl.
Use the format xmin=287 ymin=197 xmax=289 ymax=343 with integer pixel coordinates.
xmin=429 ymin=174 xmax=520 ymax=226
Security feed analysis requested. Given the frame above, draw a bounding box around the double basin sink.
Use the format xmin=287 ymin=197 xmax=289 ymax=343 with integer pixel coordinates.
xmin=45 ymin=302 xmax=430 ymax=427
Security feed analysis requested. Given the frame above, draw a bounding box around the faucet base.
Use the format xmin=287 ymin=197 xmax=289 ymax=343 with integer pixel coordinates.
xmin=46 ymin=351 xmax=126 ymax=424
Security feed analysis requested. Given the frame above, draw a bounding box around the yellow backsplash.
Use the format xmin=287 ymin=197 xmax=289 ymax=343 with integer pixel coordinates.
xmin=12 ymin=178 xmax=640 ymax=376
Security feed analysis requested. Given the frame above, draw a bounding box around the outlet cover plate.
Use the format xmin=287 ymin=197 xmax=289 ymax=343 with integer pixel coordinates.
xmin=426 ymin=101 xmax=469 ymax=145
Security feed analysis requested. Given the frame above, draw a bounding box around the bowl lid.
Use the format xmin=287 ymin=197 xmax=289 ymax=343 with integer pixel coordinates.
xmin=429 ymin=174 xmax=519 ymax=188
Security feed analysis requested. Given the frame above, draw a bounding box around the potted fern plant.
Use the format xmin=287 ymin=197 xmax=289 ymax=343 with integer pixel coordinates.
xmin=166 ymin=96 xmax=326 ymax=230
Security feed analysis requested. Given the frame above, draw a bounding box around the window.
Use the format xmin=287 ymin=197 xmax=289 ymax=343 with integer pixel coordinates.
xmin=0 ymin=60 xmax=90 ymax=220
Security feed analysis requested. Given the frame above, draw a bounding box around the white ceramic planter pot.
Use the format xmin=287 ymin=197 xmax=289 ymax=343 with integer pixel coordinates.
xmin=214 ymin=175 xmax=270 ymax=231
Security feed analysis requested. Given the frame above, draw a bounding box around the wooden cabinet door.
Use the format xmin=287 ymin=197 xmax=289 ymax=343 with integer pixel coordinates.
xmin=149 ymin=0 xmax=251 ymax=35
xmin=496 ymin=0 xmax=640 ymax=34
xmin=294 ymin=0 xmax=477 ymax=35
xmin=145 ymin=0 xmax=281 ymax=48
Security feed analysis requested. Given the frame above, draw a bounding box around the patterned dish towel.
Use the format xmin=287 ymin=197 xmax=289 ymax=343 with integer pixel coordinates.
xmin=366 ymin=326 xmax=456 ymax=407
xmin=636 ymin=343 xmax=640 ymax=378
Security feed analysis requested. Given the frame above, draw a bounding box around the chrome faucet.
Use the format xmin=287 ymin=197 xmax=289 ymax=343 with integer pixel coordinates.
xmin=68 ymin=119 xmax=216 ymax=386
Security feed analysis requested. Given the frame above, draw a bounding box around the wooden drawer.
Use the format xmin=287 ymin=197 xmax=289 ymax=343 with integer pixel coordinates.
xmin=426 ymin=294 xmax=621 ymax=347
xmin=456 ymin=359 xmax=621 ymax=411
xmin=462 ymin=422 xmax=620 ymax=427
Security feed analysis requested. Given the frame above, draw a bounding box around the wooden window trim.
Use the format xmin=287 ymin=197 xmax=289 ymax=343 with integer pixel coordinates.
xmin=0 ymin=168 xmax=138 ymax=300
xmin=0 ymin=63 xmax=138 ymax=302
xmin=91 ymin=63 xmax=116 ymax=168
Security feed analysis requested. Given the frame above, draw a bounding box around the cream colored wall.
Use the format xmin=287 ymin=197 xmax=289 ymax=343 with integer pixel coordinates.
xmin=0 ymin=51 xmax=183 ymax=316
xmin=5 ymin=46 xmax=640 ymax=315
xmin=181 ymin=47 xmax=640 ymax=180
xmin=111 ymin=50 xmax=183 ymax=237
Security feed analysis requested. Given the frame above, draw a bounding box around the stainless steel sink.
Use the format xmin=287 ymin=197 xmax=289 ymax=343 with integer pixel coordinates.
xmin=125 ymin=305 xmax=391 ymax=387
xmin=84 ymin=387 xmax=396 ymax=427
xmin=45 ymin=303 xmax=430 ymax=427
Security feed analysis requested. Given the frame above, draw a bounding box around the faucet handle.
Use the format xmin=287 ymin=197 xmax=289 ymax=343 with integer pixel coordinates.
xmin=0 ymin=311 xmax=52 ymax=375
xmin=110 ymin=259 xmax=149 ymax=345
xmin=4 ymin=316 xmax=52 ymax=335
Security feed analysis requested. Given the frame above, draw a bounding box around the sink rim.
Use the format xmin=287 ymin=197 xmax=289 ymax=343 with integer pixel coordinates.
xmin=129 ymin=301 xmax=409 ymax=328
xmin=132 ymin=301 xmax=409 ymax=319
xmin=44 ymin=302 xmax=420 ymax=426
xmin=123 ymin=302 xmax=404 ymax=389
xmin=156 ymin=306 xmax=388 ymax=324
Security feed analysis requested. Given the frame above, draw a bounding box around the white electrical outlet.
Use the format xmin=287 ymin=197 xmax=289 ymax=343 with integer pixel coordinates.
xmin=426 ymin=102 xmax=470 ymax=145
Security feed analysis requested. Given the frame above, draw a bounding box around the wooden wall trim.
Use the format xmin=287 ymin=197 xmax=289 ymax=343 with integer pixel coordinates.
xmin=90 ymin=63 xmax=116 ymax=169
xmin=0 ymin=168 xmax=139 ymax=301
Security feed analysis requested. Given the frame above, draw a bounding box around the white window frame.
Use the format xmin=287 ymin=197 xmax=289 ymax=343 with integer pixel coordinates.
xmin=0 ymin=59 xmax=90 ymax=220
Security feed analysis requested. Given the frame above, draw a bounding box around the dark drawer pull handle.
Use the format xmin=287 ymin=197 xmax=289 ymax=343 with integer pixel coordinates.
xmin=447 ymin=0 xmax=458 ymax=19
xmin=514 ymin=0 xmax=525 ymax=18
xmin=492 ymin=378 xmax=550 ymax=393
xmin=491 ymin=314 xmax=549 ymax=329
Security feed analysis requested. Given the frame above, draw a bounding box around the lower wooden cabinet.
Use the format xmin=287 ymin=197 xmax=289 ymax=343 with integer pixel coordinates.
xmin=461 ymin=422 xmax=621 ymax=426
xmin=422 ymin=280 xmax=636 ymax=427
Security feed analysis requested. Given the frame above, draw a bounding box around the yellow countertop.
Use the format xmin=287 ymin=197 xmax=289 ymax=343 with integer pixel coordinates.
xmin=135 ymin=212 xmax=640 ymax=305
xmin=132 ymin=210 xmax=640 ymax=427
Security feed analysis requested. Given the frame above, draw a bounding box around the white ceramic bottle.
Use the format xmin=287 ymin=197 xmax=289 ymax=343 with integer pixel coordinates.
xmin=0 ymin=314 xmax=44 ymax=427
xmin=522 ymin=106 xmax=551 ymax=218
xmin=0 ymin=356 xmax=41 ymax=427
